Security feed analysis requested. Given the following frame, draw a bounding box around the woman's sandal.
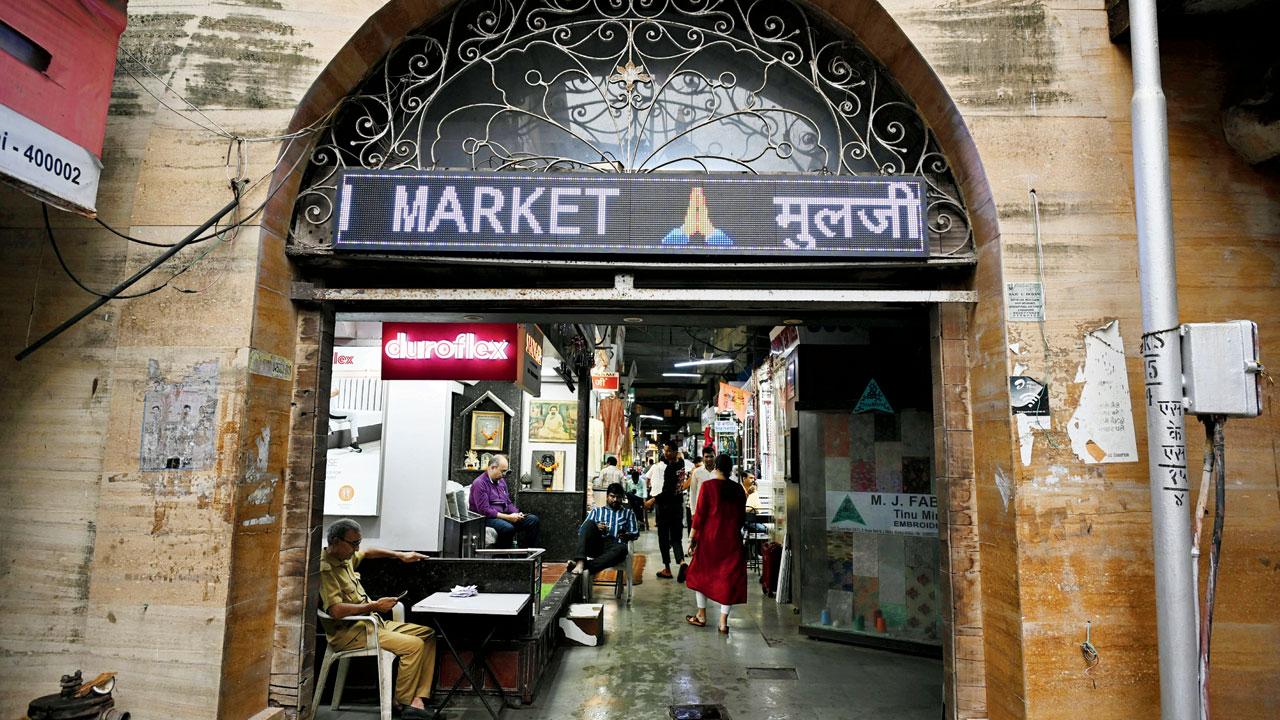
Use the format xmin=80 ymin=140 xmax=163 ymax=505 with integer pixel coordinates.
xmin=718 ymin=624 xmax=729 ymax=634
xmin=686 ymin=615 xmax=706 ymax=627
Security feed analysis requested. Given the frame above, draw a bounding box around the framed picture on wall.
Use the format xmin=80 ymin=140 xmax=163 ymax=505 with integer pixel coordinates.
xmin=470 ymin=411 xmax=506 ymax=450
xmin=533 ymin=449 xmax=566 ymax=490
xmin=528 ymin=400 xmax=577 ymax=442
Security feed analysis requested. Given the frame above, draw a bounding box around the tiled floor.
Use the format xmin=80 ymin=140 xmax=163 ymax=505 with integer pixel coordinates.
xmin=318 ymin=530 xmax=943 ymax=720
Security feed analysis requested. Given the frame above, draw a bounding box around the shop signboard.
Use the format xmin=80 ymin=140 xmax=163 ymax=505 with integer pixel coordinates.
xmin=0 ymin=1 xmax=128 ymax=215
xmin=382 ymin=322 xmax=542 ymax=386
xmin=517 ymin=324 xmax=543 ymax=396
xmin=333 ymin=170 xmax=928 ymax=258
xmin=826 ymin=491 xmax=938 ymax=537
xmin=590 ymin=372 xmax=619 ymax=391
xmin=718 ymin=381 xmax=751 ymax=420
xmin=713 ymin=419 xmax=739 ymax=434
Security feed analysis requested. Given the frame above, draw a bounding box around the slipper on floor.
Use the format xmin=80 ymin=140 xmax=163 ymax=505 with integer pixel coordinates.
xmin=686 ymin=615 xmax=706 ymax=627
xmin=718 ymin=625 xmax=729 ymax=635
xmin=656 ymin=569 xmax=673 ymax=579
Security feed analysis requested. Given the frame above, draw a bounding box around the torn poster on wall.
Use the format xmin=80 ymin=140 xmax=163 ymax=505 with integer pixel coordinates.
xmin=1067 ymin=321 xmax=1139 ymax=463
xmin=140 ymin=360 xmax=219 ymax=471
xmin=1011 ymin=376 xmax=1050 ymax=466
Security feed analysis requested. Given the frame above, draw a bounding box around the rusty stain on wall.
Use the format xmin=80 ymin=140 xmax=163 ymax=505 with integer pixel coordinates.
xmin=911 ymin=0 xmax=1069 ymax=109
xmin=140 ymin=359 xmax=219 ymax=471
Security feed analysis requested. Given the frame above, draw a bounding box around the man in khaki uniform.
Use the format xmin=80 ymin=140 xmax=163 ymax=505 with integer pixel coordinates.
xmin=320 ymin=518 xmax=438 ymax=718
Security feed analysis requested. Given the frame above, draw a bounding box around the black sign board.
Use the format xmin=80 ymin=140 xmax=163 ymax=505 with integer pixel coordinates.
xmin=334 ymin=170 xmax=928 ymax=258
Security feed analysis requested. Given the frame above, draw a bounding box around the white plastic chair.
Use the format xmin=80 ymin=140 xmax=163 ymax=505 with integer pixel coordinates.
xmin=313 ymin=602 xmax=404 ymax=720
xmin=582 ymin=540 xmax=634 ymax=604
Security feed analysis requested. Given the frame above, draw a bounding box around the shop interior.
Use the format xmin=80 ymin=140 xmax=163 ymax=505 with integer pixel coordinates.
xmin=316 ymin=309 xmax=945 ymax=718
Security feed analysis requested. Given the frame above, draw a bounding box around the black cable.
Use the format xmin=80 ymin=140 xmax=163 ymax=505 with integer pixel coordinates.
xmin=1199 ymin=416 xmax=1227 ymax=717
xmin=681 ymin=328 xmax=753 ymax=357
xmin=45 ymin=205 xmax=167 ymax=299
xmin=93 ymin=200 xmax=252 ymax=248
xmin=45 ymin=183 xmax=247 ymax=299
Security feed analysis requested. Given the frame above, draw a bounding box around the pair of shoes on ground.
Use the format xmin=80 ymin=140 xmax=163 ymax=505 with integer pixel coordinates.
xmin=395 ymin=703 xmax=435 ymax=719
xmin=656 ymin=563 xmax=688 ymax=582
xmin=684 ymin=614 xmax=729 ymax=633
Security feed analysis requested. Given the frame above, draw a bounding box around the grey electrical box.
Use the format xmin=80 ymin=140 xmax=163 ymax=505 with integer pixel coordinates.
xmin=1180 ymin=320 xmax=1263 ymax=417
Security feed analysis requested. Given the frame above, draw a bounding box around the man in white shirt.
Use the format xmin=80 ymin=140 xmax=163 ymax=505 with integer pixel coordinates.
xmin=643 ymin=439 xmax=689 ymax=580
xmin=599 ymin=456 xmax=625 ymax=487
xmin=687 ymin=446 xmax=716 ymax=520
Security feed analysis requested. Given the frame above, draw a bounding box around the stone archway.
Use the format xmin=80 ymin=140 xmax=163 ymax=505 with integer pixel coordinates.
xmin=254 ymin=3 xmax=1009 ymax=719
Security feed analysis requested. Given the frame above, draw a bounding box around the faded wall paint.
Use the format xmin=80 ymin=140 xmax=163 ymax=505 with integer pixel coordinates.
xmin=0 ymin=2 xmax=1276 ymax=720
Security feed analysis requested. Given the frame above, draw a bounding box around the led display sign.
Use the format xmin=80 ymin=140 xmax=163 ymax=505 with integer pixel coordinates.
xmin=334 ymin=170 xmax=928 ymax=257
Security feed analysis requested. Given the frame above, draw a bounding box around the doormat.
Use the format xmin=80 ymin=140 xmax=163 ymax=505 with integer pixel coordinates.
xmin=592 ymin=554 xmax=647 ymax=586
xmin=745 ymin=667 xmax=798 ymax=680
xmin=670 ymin=704 xmax=731 ymax=720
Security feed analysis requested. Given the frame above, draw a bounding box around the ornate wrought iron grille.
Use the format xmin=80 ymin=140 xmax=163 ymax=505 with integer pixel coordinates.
xmin=291 ymin=0 xmax=971 ymax=256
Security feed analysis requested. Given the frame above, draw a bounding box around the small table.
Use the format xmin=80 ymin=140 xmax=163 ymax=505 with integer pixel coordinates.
xmin=413 ymin=592 xmax=530 ymax=719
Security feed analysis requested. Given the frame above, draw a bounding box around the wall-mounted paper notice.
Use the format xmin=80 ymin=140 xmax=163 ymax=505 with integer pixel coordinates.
xmin=1067 ymin=321 xmax=1139 ymax=463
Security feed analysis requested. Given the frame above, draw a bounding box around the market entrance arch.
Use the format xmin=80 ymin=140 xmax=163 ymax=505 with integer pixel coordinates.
xmin=254 ymin=2 xmax=1006 ymax=718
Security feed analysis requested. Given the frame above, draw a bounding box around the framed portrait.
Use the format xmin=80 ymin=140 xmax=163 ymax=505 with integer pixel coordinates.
xmin=528 ymin=400 xmax=578 ymax=442
xmin=470 ymin=411 xmax=506 ymax=450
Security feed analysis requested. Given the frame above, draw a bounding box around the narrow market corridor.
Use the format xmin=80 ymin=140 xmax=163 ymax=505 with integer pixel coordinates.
xmin=317 ymin=529 xmax=942 ymax=720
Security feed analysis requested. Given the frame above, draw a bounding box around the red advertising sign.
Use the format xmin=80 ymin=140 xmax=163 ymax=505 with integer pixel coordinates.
xmin=590 ymin=372 xmax=619 ymax=391
xmin=0 ymin=0 xmax=128 ymax=215
xmin=382 ymin=323 xmax=520 ymax=381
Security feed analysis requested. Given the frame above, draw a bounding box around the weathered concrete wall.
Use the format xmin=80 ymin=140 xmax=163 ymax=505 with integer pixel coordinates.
xmin=0 ymin=1 xmax=379 ymax=716
xmin=0 ymin=1 xmax=1276 ymax=719
xmin=884 ymin=2 xmax=1280 ymax=719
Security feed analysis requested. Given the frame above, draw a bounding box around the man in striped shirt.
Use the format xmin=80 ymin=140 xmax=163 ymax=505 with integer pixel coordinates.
xmin=570 ymin=482 xmax=639 ymax=576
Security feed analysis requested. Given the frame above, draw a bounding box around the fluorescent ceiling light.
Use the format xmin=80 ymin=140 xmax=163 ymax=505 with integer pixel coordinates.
xmin=672 ymin=357 xmax=732 ymax=368
xmin=662 ymin=372 xmax=702 ymax=378
xmin=639 ymin=414 xmax=663 ymax=421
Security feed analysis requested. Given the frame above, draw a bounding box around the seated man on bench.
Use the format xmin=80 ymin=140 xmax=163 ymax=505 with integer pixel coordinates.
xmin=570 ymin=482 xmax=639 ymax=576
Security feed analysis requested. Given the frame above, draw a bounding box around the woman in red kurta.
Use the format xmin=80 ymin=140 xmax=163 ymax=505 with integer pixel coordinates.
xmin=685 ymin=453 xmax=747 ymax=633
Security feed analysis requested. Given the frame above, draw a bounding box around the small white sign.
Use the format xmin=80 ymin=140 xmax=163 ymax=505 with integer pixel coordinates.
xmin=1006 ymin=282 xmax=1044 ymax=322
xmin=826 ymin=491 xmax=939 ymax=536
xmin=0 ymin=103 xmax=102 ymax=215
xmin=714 ymin=419 xmax=739 ymax=433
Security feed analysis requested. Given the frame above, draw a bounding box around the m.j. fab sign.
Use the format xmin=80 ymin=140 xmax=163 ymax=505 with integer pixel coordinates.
xmin=381 ymin=323 xmax=542 ymax=394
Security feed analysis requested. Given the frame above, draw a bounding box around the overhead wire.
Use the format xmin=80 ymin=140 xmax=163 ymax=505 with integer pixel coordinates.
xmin=91 ymin=102 xmax=338 ymax=248
xmin=46 ymin=129 xmax=314 ymax=299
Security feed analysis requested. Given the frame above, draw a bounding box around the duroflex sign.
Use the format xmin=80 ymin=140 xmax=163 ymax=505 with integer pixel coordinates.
xmin=381 ymin=323 xmax=542 ymax=394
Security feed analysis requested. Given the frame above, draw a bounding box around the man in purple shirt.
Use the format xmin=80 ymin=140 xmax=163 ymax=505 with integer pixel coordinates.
xmin=468 ymin=454 xmax=540 ymax=549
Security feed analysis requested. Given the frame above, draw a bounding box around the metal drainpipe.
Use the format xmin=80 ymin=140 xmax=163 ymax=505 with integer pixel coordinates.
xmin=1128 ymin=1 xmax=1199 ymax=718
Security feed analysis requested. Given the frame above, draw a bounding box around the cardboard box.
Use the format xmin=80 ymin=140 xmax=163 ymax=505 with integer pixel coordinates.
xmin=559 ymin=603 xmax=605 ymax=646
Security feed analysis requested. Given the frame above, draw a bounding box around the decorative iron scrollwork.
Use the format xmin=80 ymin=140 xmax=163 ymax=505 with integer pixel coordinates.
xmin=292 ymin=0 xmax=971 ymax=255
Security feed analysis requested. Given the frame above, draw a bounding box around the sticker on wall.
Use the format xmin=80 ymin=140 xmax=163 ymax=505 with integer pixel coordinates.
xmin=1006 ymin=282 xmax=1045 ymax=322
xmin=853 ymin=378 xmax=894 ymax=414
xmin=1010 ymin=376 xmax=1051 ymax=466
xmin=1010 ymin=376 xmax=1049 ymax=416
xmin=248 ymin=348 xmax=293 ymax=380
xmin=1067 ymin=321 xmax=1139 ymax=463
